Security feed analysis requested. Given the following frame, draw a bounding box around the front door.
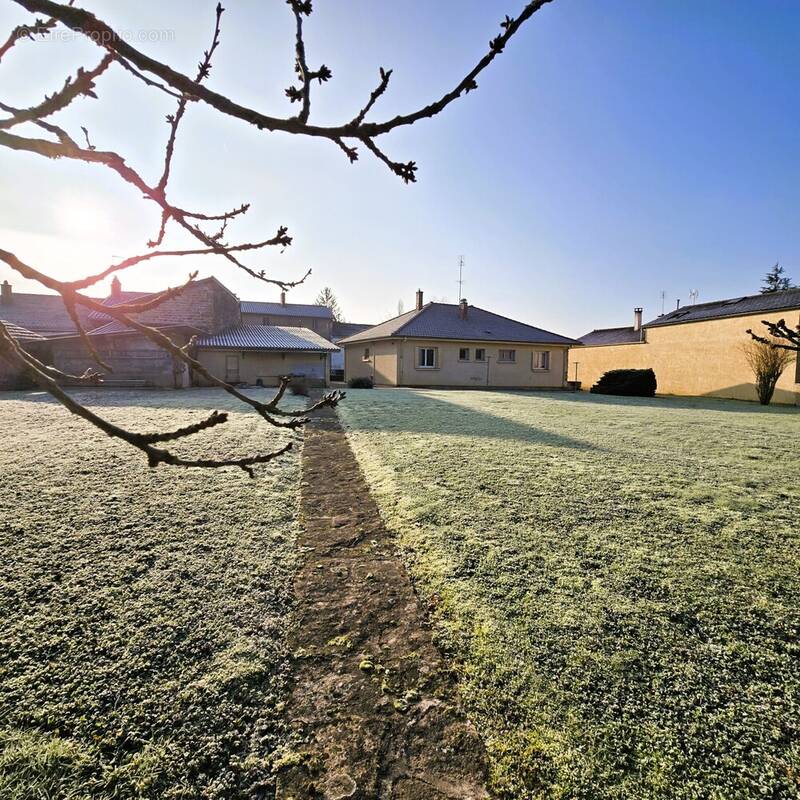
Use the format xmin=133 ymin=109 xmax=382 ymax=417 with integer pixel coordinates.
xmin=225 ymin=354 xmax=240 ymax=383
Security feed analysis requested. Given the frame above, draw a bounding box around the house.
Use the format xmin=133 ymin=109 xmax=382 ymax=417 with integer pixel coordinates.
xmin=241 ymin=292 xmax=334 ymax=338
xmin=340 ymin=290 xmax=578 ymax=388
xmin=0 ymin=279 xmax=94 ymax=336
xmin=193 ymin=325 xmax=338 ymax=387
xmin=40 ymin=277 xmax=338 ymax=389
xmin=329 ymin=320 xmax=373 ymax=379
xmin=570 ymin=288 xmax=800 ymax=404
xmin=49 ymin=276 xmax=240 ymax=388
xmin=0 ymin=319 xmax=49 ymax=389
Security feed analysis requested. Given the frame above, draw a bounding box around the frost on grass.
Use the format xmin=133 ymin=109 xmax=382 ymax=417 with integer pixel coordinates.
xmin=0 ymin=389 xmax=303 ymax=799
xmin=339 ymin=389 xmax=800 ymax=799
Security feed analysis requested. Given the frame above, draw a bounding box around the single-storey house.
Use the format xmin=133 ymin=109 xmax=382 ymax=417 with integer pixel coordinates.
xmin=570 ymin=288 xmax=800 ymax=404
xmin=330 ymin=320 xmax=373 ymax=378
xmin=340 ymin=290 xmax=578 ymax=388
xmin=193 ymin=324 xmax=338 ymax=387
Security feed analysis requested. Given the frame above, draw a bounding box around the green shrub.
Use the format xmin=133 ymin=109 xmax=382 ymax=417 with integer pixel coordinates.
xmin=347 ymin=376 xmax=374 ymax=389
xmin=590 ymin=368 xmax=656 ymax=397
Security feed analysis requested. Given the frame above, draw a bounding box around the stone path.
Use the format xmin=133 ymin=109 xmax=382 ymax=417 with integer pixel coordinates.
xmin=275 ymin=406 xmax=488 ymax=800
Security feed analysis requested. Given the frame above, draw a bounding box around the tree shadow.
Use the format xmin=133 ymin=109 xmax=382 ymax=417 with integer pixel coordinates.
xmin=535 ymin=389 xmax=799 ymax=415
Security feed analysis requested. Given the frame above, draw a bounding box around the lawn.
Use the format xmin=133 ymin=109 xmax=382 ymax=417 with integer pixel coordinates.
xmin=338 ymin=389 xmax=800 ymax=799
xmin=0 ymin=389 xmax=303 ymax=800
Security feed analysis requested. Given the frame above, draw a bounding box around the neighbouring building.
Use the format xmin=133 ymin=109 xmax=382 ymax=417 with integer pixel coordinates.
xmin=241 ymin=292 xmax=334 ymax=338
xmin=50 ymin=276 xmax=241 ymax=388
xmin=193 ymin=325 xmax=338 ymax=387
xmin=340 ymin=290 xmax=577 ymax=388
xmin=0 ymin=276 xmax=339 ymax=389
xmin=0 ymin=279 xmax=94 ymax=336
xmin=329 ymin=320 xmax=373 ymax=379
xmin=0 ymin=319 xmax=49 ymax=389
xmin=570 ymin=288 xmax=800 ymax=404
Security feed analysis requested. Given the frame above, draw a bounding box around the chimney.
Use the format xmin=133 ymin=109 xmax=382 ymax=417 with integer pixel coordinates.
xmin=415 ymin=289 xmax=423 ymax=311
xmin=633 ymin=307 xmax=642 ymax=332
xmin=0 ymin=280 xmax=11 ymax=305
xmin=280 ymin=291 xmax=286 ymax=306
xmin=676 ymin=299 xmax=681 ymax=310
xmin=110 ymin=275 xmax=122 ymax=300
xmin=459 ymin=298 xmax=468 ymax=320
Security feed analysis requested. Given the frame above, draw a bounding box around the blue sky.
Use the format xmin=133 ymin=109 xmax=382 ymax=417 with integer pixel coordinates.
xmin=1 ymin=0 xmax=798 ymax=336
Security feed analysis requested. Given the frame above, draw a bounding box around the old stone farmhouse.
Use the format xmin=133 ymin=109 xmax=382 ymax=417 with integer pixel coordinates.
xmin=0 ymin=276 xmax=338 ymax=389
xmin=341 ymin=290 xmax=577 ymax=388
xmin=570 ymin=288 xmax=800 ymax=404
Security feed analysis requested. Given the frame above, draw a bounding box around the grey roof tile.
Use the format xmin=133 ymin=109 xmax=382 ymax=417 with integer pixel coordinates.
xmin=0 ymin=319 xmax=46 ymax=341
xmin=196 ymin=324 xmax=338 ymax=351
xmin=578 ymin=327 xmax=644 ymax=346
xmin=0 ymin=292 xmax=95 ymax=336
xmin=241 ymin=300 xmax=333 ymax=319
xmin=339 ymin=303 xmax=577 ymax=346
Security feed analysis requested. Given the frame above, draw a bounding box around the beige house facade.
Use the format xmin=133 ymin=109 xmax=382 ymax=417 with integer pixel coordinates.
xmin=341 ymin=293 xmax=576 ymax=389
xmin=571 ymin=291 xmax=800 ymax=405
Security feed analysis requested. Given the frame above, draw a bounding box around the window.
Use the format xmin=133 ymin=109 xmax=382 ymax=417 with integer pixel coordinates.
xmin=458 ymin=347 xmax=470 ymax=361
xmin=498 ymin=349 xmax=516 ymax=363
xmin=532 ymin=351 xmax=550 ymax=370
xmin=475 ymin=348 xmax=486 ymax=362
xmin=362 ymin=347 xmax=371 ymax=361
xmin=417 ymin=347 xmax=438 ymax=368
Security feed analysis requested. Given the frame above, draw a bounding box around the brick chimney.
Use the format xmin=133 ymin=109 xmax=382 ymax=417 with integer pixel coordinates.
xmin=280 ymin=291 xmax=286 ymax=306
xmin=415 ymin=289 xmax=423 ymax=311
xmin=110 ymin=275 xmax=122 ymax=300
xmin=459 ymin=298 xmax=468 ymax=319
xmin=633 ymin=307 xmax=642 ymax=332
xmin=1 ymin=280 xmax=11 ymax=305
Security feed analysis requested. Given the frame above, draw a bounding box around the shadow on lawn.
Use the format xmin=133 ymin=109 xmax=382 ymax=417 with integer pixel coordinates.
xmin=532 ymin=389 xmax=800 ymax=415
xmin=344 ymin=389 xmax=600 ymax=450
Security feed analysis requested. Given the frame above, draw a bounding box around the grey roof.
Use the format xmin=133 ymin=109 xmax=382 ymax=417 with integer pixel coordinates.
xmin=0 ymin=292 xmax=95 ymax=336
xmin=339 ymin=303 xmax=578 ymax=346
xmin=578 ymin=326 xmax=644 ymax=346
xmin=61 ymin=320 xmax=201 ymax=338
xmin=241 ymin=300 xmax=333 ymax=319
xmin=89 ymin=291 xmax=151 ymax=322
xmin=331 ymin=321 xmax=373 ymax=340
xmin=1 ymin=319 xmax=46 ymax=342
xmin=645 ymin=287 xmax=800 ymax=328
xmin=196 ymin=324 xmax=338 ymax=352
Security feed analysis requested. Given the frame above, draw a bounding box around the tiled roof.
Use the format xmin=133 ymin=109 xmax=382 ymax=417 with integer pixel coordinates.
xmin=0 ymin=293 xmax=95 ymax=336
xmin=68 ymin=320 xmax=201 ymax=337
xmin=196 ymin=324 xmax=338 ymax=351
xmin=331 ymin=321 xmax=373 ymax=340
xmin=241 ymin=300 xmax=333 ymax=319
xmin=88 ymin=291 xmax=152 ymax=322
xmin=645 ymin=288 xmax=800 ymax=328
xmin=339 ymin=303 xmax=578 ymax=346
xmin=578 ymin=326 xmax=644 ymax=346
xmin=0 ymin=319 xmax=46 ymax=341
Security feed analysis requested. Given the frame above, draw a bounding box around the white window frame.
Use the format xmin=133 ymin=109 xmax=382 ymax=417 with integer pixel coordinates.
xmin=458 ymin=347 xmax=470 ymax=362
xmin=498 ymin=348 xmax=516 ymax=363
xmin=362 ymin=347 xmax=371 ymax=361
xmin=474 ymin=348 xmax=486 ymax=362
xmin=531 ymin=350 xmax=550 ymax=371
xmin=416 ymin=346 xmax=438 ymax=369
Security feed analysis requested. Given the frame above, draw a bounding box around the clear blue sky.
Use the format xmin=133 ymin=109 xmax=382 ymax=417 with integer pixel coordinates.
xmin=1 ymin=0 xmax=798 ymax=336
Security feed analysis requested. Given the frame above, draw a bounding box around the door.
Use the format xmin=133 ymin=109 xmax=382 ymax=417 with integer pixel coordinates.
xmin=225 ymin=354 xmax=240 ymax=383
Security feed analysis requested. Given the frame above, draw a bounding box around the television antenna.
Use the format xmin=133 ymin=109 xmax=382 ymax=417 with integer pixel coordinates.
xmin=457 ymin=255 xmax=465 ymax=301
xmin=688 ymin=289 xmax=699 ymax=305
xmin=659 ymin=289 xmax=666 ymax=315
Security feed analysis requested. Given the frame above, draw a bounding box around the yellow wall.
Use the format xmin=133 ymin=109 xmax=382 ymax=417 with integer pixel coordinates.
xmin=196 ymin=348 xmax=329 ymax=387
xmin=568 ymin=310 xmax=799 ymax=404
xmin=345 ymin=339 xmax=569 ymax=389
